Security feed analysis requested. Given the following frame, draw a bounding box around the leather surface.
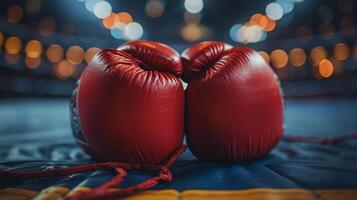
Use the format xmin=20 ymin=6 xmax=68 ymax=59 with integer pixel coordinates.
xmin=118 ymin=40 xmax=183 ymax=76
xmin=72 ymin=41 xmax=184 ymax=164
xmin=182 ymin=41 xmax=284 ymax=162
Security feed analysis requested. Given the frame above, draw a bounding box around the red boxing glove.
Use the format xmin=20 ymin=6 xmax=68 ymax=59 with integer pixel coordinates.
xmin=181 ymin=41 xmax=284 ymax=162
xmin=71 ymin=41 xmax=184 ymax=164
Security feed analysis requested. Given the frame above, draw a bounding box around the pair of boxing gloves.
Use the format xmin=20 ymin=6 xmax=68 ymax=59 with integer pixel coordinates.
xmin=70 ymin=40 xmax=284 ymax=164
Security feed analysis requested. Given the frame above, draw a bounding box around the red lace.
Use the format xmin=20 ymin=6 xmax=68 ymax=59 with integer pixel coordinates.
xmin=0 ymin=145 xmax=186 ymax=200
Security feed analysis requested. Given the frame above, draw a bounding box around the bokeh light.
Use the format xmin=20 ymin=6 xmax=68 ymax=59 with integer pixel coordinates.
xmin=25 ymin=40 xmax=43 ymax=58
xmin=46 ymin=44 xmax=64 ymax=62
xmin=117 ymin=12 xmax=133 ymax=24
xmin=5 ymin=37 xmax=22 ymax=54
xmin=124 ymin=22 xmax=144 ymax=40
xmin=229 ymin=24 xmax=242 ymax=42
xmin=250 ymin=14 xmax=268 ymax=28
xmin=182 ymin=24 xmax=202 ymax=42
xmin=258 ymin=51 xmax=270 ymax=63
xmin=270 ymin=49 xmax=288 ymax=69
xmin=93 ymin=1 xmax=112 ymax=19
xmin=145 ymin=0 xmax=164 ymax=18
xmin=55 ymin=60 xmax=76 ymax=80
xmin=333 ymin=43 xmax=349 ymax=61
xmin=266 ymin=3 xmax=283 ymax=20
xmin=102 ymin=13 xmax=121 ymax=29
xmin=25 ymin=57 xmax=41 ymax=69
xmin=243 ymin=25 xmax=263 ymax=43
xmin=85 ymin=0 xmax=101 ymax=12
xmin=310 ymin=46 xmax=327 ymax=66
xmin=230 ymin=22 xmax=266 ymax=44
xmin=184 ymin=0 xmax=203 ymax=14
xmin=7 ymin=5 xmax=24 ymax=23
xmin=263 ymin=18 xmax=276 ymax=32
xmin=85 ymin=47 xmax=101 ymax=63
xmin=111 ymin=23 xmax=126 ymax=39
xmin=66 ymin=46 xmax=84 ymax=64
xmin=319 ymin=59 xmax=334 ymax=78
xmin=276 ymin=0 xmax=295 ymax=14
xmin=259 ymin=31 xmax=267 ymax=42
xmin=289 ymin=48 xmax=306 ymax=67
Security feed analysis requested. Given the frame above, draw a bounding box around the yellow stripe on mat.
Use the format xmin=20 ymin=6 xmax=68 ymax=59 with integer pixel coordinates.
xmin=182 ymin=189 xmax=316 ymax=200
xmin=33 ymin=187 xmax=69 ymax=200
xmin=1 ymin=187 xmax=357 ymax=200
xmin=65 ymin=187 xmax=179 ymax=200
xmin=317 ymin=190 xmax=357 ymax=200
xmin=118 ymin=190 xmax=179 ymax=200
xmin=0 ymin=188 xmax=37 ymax=200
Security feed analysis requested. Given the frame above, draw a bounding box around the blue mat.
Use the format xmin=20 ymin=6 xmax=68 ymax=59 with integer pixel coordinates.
xmin=0 ymin=98 xmax=357 ymax=199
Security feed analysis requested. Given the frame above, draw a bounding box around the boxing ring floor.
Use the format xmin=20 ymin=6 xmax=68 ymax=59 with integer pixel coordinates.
xmin=0 ymin=97 xmax=357 ymax=199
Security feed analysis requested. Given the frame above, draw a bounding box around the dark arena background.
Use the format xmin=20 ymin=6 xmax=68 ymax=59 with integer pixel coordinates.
xmin=1 ymin=0 xmax=357 ymax=199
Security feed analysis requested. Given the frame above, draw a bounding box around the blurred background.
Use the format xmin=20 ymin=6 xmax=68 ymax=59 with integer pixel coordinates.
xmin=0 ymin=0 xmax=357 ymax=98
xmin=1 ymin=1 xmax=357 ymax=195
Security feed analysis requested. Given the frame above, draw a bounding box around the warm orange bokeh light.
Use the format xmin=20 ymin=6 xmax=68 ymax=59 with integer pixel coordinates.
xmin=102 ymin=13 xmax=121 ymax=29
xmin=270 ymin=49 xmax=288 ymax=69
xmin=309 ymin=46 xmax=327 ymax=66
xmin=319 ymin=59 xmax=334 ymax=78
xmin=250 ymin=14 xmax=268 ymax=28
xmin=333 ymin=43 xmax=349 ymax=61
xmin=181 ymin=24 xmax=202 ymax=42
xmin=117 ymin=12 xmax=133 ymax=24
xmin=25 ymin=40 xmax=43 ymax=58
xmin=66 ymin=46 xmax=84 ymax=64
xmin=263 ymin=17 xmax=276 ymax=32
xmin=85 ymin=47 xmax=101 ymax=63
xmin=289 ymin=48 xmax=306 ymax=67
xmin=5 ymin=37 xmax=22 ymax=54
xmin=7 ymin=5 xmax=23 ymax=23
xmin=258 ymin=51 xmax=270 ymax=63
xmin=55 ymin=60 xmax=75 ymax=80
xmin=47 ymin=44 xmax=64 ymax=62
xmin=25 ymin=57 xmax=41 ymax=69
